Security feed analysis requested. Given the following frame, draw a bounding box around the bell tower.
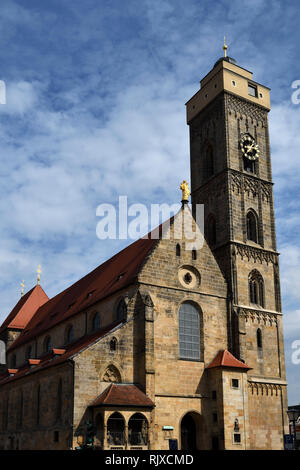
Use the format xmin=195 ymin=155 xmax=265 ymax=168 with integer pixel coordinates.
xmin=185 ymin=44 xmax=285 ymax=385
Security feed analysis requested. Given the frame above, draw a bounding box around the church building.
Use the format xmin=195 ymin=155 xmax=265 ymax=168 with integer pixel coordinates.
xmin=0 ymin=46 xmax=288 ymax=450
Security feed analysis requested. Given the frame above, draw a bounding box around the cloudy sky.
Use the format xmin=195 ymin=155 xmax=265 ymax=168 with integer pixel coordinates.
xmin=0 ymin=0 xmax=299 ymax=403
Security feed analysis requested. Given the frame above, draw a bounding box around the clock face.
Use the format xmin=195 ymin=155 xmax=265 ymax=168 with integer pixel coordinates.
xmin=240 ymin=134 xmax=260 ymax=161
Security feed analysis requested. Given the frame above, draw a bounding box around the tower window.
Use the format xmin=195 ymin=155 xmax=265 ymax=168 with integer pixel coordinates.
xmin=117 ymin=299 xmax=127 ymax=322
xmin=232 ymin=80 xmax=236 ymax=87
xmin=249 ymin=270 xmax=265 ymax=307
xmin=233 ymin=433 xmax=241 ymax=444
xmin=192 ymin=249 xmax=197 ymax=260
xmin=248 ymin=83 xmax=258 ymax=97
xmin=243 ymin=156 xmax=256 ymax=174
xmin=110 ymin=337 xmax=117 ymax=351
xmin=178 ymin=302 xmax=201 ymax=361
xmin=176 ymin=243 xmax=181 ymax=257
xmin=231 ymin=379 xmax=239 ymax=389
xmin=246 ymin=210 xmax=258 ymax=243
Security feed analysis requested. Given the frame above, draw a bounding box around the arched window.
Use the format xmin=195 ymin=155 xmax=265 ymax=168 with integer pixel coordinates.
xmin=257 ymin=328 xmax=263 ymax=349
xmin=110 ymin=338 xmax=117 ymax=352
xmin=206 ymin=215 xmax=216 ymax=246
xmin=176 ymin=244 xmax=181 ymax=257
xmin=92 ymin=312 xmax=100 ymax=331
xmin=43 ymin=336 xmax=52 ymax=353
xmin=246 ymin=210 xmax=258 ymax=243
xmin=56 ymin=379 xmax=62 ymax=422
xmin=249 ymin=270 xmax=265 ymax=307
xmin=192 ymin=249 xmax=197 ymax=261
xmin=116 ymin=299 xmax=127 ymax=322
xmin=65 ymin=325 xmax=74 ymax=344
xmin=179 ymin=302 xmax=201 ymax=361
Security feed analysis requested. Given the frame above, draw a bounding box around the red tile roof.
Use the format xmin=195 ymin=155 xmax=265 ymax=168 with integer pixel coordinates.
xmin=206 ymin=350 xmax=252 ymax=370
xmin=0 ymin=285 xmax=49 ymax=333
xmin=90 ymin=384 xmax=155 ymax=408
xmin=0 ymin=319 xmax=123 ymax=385
xmin=8 ymin=234 xmax=160 ymax=352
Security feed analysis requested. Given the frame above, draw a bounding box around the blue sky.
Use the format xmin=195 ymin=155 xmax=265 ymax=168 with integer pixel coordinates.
xmin=0 ymin=0 xmax=299 ymax=404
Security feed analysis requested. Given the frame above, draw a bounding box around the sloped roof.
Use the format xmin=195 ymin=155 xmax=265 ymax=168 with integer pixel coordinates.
xmin=0 ymin=319 xmax=123 ymax=385
xmin=90 ymin=384 xmax=155 ymax=408
xmin=0 ymin=285 xmax=49 ymax=333
xmin=8 ymin=234 xmax=160 ymax=352
xmin=206 ymin=350 xmax=252 ymax=370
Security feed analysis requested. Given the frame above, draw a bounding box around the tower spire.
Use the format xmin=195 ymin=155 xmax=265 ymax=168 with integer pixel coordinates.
xmin=223 ymin=36 xmax=228 ymax=58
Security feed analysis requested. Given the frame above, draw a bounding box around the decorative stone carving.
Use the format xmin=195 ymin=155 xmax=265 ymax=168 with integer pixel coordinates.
xmin=102 ymin=365 xmax=121 ymax=383
xmin=238 ymin=307 xmax=278 ymax=326
xmin=225 ymin=93 xmax=267 ymax=124
xmin=235 ymin=242 xmax=277 ymax=265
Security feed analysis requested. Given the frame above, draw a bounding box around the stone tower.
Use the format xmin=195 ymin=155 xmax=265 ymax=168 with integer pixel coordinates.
xmin=185 ymin=52 xmax=287 ymax=444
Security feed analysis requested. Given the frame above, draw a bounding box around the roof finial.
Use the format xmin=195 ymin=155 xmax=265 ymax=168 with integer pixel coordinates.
xmin=37 ymin=265 xmax=42 ymax=285
xmin=223 ymin=36 xmax=228 ymax=58
xmin=180 ymin=180 xmax=190 ymax=205
xmin=20 ymin=280 xmax=25 ymax=297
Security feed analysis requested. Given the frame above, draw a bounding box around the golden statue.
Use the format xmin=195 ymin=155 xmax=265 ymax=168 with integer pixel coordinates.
xmin=37 ymin=265 xmax=42 ymax=285
xmin=21 ymin=280 xmax=25 ymax=297
xmin=180 ymin=180 xmax=190 ymax=202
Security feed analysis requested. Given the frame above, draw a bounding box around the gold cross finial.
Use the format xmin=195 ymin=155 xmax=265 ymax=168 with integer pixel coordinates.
xmin=37 ymin=265 xmax=42 ymax=285
xmin=223 ymin=36 xmax=228 ymax=57
xmin=20 ymin=280 xmax=25 ymax=297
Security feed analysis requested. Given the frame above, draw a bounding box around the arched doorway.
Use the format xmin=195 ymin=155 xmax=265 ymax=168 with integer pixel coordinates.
xmin=106 ymin=412 xmax=125 ymax=447
xmin=128 ymin=413 xmax=148 ymax=447
xmin=181 ymin=413 xmax=197 ymax=450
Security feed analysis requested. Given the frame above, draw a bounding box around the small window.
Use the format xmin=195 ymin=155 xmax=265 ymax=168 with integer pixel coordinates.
xmin=11 ymin=354 xmax=16 ymax=368
xmin=248 ymin=83 xmax=257 ymax=97
xmin=26 ymin=346 xmax=32 ymax=360
xmin=44 ymin=336 xmax=52 ymax=353
xmin=66 ymin=325 xmax=74 ymax=344
xmin=117 ymin=299 xmax=127 ymax=321
xmin=212 ymin=390 xmax=217 ymax=400
xmin=232 ymin=379 xmax=239 ymax=389
xmin=192 ymin=249 xmax=197 ymax=260
xmin=246 ymin=211 xmax=258 ymax=243
xmin=233 ymin=433 xmax=241 ymax=444
xmin=232 ymin=80 xmax=236 ymax=87
xmin=257 ymin=328 xmax=263 ymax=349
xmin=92 ymin=312 xmax=100 ymax=331
xmin=110 ymin=338 xmax=117 ymax=351
xmin=259 ymin=93 xmax=263 ymax=98
xmin=176 ymin=244 xmax=181 ymax=257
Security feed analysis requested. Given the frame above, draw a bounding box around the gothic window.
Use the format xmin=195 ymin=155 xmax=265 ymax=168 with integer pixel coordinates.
xmin=110 ymin=338 xmax=117 ymax=351
xmin=246 ymin=210 xmax=258 ymax=243
xmin=92 ymin=312 xmax=100 ymax=331
xmin=43 ymin=336 xmax=52 ymax=353
xmin=178 ymin=302 xmax=201 ymax=361
xmin=257 ymin=328 xmax=263 ymax=349
xmin=65 ymin=325 xmax=74 ymax=345
xmin=206 ymin=214 xmax=216 ymax=246
xmin=192 ymin=249 xmax=197 ymax=260
xmin=176 ymin=243 xmax=181 ymax=257
xmin=116 ymin=299 xmax=127 ymax=322
xmin=249 ymin=270 xmax=265 ymax=307
xmin=102 ymin=365 xmax=121 ymax=383
xmin=274 ymin=273 xmax=281 ymax=312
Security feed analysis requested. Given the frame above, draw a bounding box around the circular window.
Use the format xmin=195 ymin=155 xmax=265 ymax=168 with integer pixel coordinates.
xmin=178 ymin=266 xmax=201 ymax=288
